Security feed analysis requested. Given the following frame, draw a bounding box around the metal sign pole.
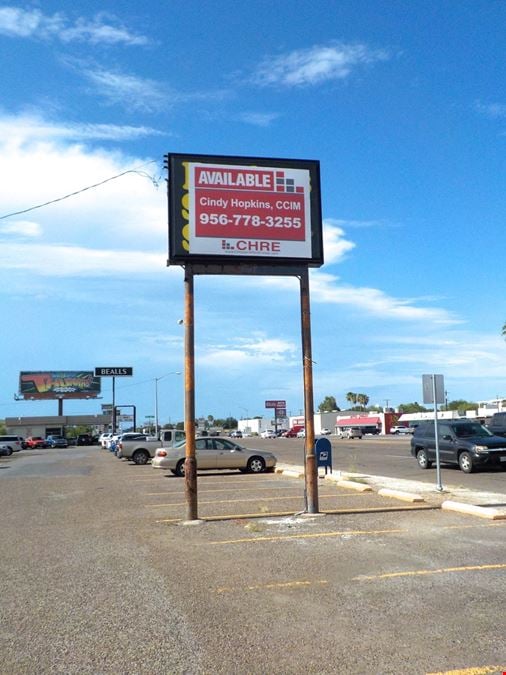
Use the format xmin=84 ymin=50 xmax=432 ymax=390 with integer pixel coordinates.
xmin=432 ymin=375 xmax=443 ymax=492
xmin=300 ymin=268 xmax=318 ymax=514
xmin=183 ymin=265 xmax=198 ymax=521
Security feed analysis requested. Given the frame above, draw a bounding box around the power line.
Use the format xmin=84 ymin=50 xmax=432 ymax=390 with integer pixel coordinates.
xmin=0 ymin=160 xmax=160 ymax=221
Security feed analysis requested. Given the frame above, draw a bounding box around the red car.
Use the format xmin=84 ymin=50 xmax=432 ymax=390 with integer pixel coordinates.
xmin=25 ymin=436 xmax=47 ymax=448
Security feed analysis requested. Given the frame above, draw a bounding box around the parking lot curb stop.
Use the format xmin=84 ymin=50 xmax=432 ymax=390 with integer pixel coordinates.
xmin=378 ymin=488 xmax=425 ymax=503
xmin=335 ymin=479 xmax=373 ymax=492
xmin=442 ymin=500 xmax=506 ymax=520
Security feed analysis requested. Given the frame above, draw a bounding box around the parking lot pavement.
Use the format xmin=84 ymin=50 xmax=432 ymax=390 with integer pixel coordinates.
xmin=2 ymin=447 xmax=506 ymax=674
xmin=136 ymin=469 xmax=438 ymax=524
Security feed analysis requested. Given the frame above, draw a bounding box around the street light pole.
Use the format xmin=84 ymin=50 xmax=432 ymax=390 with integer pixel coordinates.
xmin=154 ymin=372 xmax=181 ymax=438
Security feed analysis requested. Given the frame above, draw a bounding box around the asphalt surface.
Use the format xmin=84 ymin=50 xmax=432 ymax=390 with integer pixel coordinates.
xmin=1 ymin=446 xmax=506 ymax=674
xmin=242 ymin=435 xmax=506 ymax=496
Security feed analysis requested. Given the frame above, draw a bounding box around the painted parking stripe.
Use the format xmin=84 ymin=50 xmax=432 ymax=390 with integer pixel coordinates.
xmin=427 ymin=668 xmax=505 ymax=675
xmin=355 ymin=562 xmax=506 ymax=581
xmin=206 ymin=521 xmax=505 ymax=545
xmin=215 ymin=579 xmax=328 ymax=594
xmin=155 ymin=504 xmax=437 ymax=524
xmin=145 ymin=492 xmax=365 ymax=507
xmin=145 ymin=485 xmax=317 ymax=495
xmin=208 ymin=527 xmax=404 ymax=544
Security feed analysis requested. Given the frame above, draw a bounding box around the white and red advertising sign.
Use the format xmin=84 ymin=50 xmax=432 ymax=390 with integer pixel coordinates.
xmin=265 ymin=400 xmax=287 ymax=408
xmin=168 ymin=154 xmax=323 ymax=267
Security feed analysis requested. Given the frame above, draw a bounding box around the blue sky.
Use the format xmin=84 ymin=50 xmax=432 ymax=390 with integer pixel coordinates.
xmin=1 ymin=1 xmax=505 ymax=426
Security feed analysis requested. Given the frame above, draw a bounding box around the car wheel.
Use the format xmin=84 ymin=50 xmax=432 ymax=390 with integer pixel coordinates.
xmin=416 ymin=449 xmax=432 ymax=469
xmin=132 ymin=449 xmax=150 ymax=465
xmin=458 ymin=451 xmax=474 ymax=473
xmin=247 ymin=456 xmax=266 ymax=473
xmin=175 ymin=459 xmax=185 ymax=477
xmin=170 ymin=469 xmax=178 ymax=476
xmin=6 ymin=448 xmax=13 ymax=456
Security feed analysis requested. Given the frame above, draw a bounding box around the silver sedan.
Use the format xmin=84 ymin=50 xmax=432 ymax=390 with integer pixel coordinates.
xmin=152 ymin=437 xmax=277 ymax=476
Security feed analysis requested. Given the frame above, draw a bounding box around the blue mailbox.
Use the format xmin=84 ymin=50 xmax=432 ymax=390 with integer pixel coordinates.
xmin=315 ymin=437 xmax=332 ymax=474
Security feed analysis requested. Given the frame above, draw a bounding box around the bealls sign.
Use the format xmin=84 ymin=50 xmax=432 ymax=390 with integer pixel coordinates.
xmin=95 ymin=367 xmax=133 ymax=377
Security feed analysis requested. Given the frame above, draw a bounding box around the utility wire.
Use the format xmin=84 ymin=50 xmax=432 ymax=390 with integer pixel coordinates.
xmin=0 ymin=160 xmax=160 ymax=221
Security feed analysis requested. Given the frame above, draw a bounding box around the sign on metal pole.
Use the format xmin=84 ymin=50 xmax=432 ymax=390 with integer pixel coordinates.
xmin=422 ymin=374 xmax=445 ymax=492
xmin=422 ymin=374 xmax=445 ymax=405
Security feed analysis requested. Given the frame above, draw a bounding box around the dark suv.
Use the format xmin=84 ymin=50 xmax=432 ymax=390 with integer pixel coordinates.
xmin=410 ymin=420 xmax=506 ymax=473
xmin=486 ymin=412 xmax=506 ymax=438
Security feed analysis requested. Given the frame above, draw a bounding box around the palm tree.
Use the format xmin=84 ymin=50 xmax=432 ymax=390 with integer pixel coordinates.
xmin=356 ymin=393 xmax=370 ymax=410
xmin=346 ymin=392 xmax=357 ymax=408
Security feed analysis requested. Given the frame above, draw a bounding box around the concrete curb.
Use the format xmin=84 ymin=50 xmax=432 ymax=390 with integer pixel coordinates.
xmin=378 ymin=488 xmax=425 ymax=503
xmin=335 ymin=479 xmax=373 ymax=492
xmin=442 ymin=500 xmax=506 ymax=520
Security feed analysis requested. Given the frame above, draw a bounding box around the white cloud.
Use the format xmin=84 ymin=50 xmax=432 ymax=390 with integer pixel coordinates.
xmin=0 ymin=113 xmax=165 ymax=248
xmin=0 ymin=112 xmax=163 ymax=143
xmin=257 ymin=270 xmax=457 ymax=324
xmin=0 ymin=7 xmax=148 ymax=45
xmin=0 ymin=219 xmax=41 ymax=237
xmin=80 ymin=67 xmax=168 ymax=113
xmin=0 ymin=242 xmax=168 ymax=277
xmin=235 ymin=112 xmax=281 ymax=127
xmin=310 ymin=272 xmax=459 ymax=323
xmin=322 ymin=220 xmax=355 ymax=264
xmin=252 ymin=42 xmax=390 ymax=87
xmin=199 ymin=334 xmax=298 ymax=369
xmin=475 ymin=100 xmax=506 ymax=119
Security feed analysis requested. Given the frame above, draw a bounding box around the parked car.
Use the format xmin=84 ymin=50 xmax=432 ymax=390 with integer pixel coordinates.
xmin=338 ymin=427 xmax=363 ymax=440
xmin=410 ymin=420 xmax=506 ymax=473
xmin=260 ymin=429 xmax=276 ymax=439
xmin=0 ymin=435 xmax=24 ymax=452
xmin=296 ymin=429 xmax=306 ymax=438
xmin=485 ymin=412 xmax=506 ymax=438
xmin=390 ymin=425 xmax=414 ymax=435
xmin=229 ymin=430 xmax=243 ymax=438
xmin=25 ymin=436 xmax=47 ymax=449
xmin=283 ymin=425 xmax=304 ymax=438
xmin=99 ymin=433 xmax=114 ymax=448
xmin=0 ymin=444 xmax=13 ymax=456
xmin=46 ymin=435 xmax=68 ymax=448
xmin=76 ymin=434 xmax=93 ymax=446
xmin=319 ymin=428 xmax=332 ymax=435
xmin=152 ymin=437 xmax=277 ymax=476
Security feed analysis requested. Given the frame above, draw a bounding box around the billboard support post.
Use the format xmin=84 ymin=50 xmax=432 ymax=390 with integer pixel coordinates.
xmin=183 ymin=265 xmax=198 ymax=522
xmin=112 ymin=377 xmax=116 ymax=434
xmin=300 ymin=268 xmax=318 ymax=514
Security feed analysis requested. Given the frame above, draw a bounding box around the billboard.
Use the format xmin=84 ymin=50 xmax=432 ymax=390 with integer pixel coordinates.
xmin=19 ymin=371 xmax=101 ymax=399
xmin=167 ymin=153 xmax=323 ymax=267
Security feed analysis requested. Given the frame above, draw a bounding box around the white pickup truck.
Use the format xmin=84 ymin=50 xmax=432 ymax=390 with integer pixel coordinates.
xmin=117 ymin=429 xmax=186 ymax=465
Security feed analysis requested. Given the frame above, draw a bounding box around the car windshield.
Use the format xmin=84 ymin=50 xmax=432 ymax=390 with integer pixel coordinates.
xmin=452 ymin=423 xmax=492 ymax=438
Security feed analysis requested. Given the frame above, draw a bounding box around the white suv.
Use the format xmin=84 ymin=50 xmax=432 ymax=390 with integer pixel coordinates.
xmin=261 ymin=429 xmax=276 ymax=439
xmin=338 ymin=427 xmax=363 ymax=440
xmin=0 ymin=435 xmax=24 ymax=452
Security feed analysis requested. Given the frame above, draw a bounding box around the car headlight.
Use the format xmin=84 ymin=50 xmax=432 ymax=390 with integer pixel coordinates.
xmin=472 ymin=445 xmax=489 ymax=453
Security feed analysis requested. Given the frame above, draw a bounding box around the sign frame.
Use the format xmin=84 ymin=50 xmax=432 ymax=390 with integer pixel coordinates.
xmin=167 ymin=153 xmax=323 ymax=268
xmin=94 ymin=367 xmax=133 ymax=377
